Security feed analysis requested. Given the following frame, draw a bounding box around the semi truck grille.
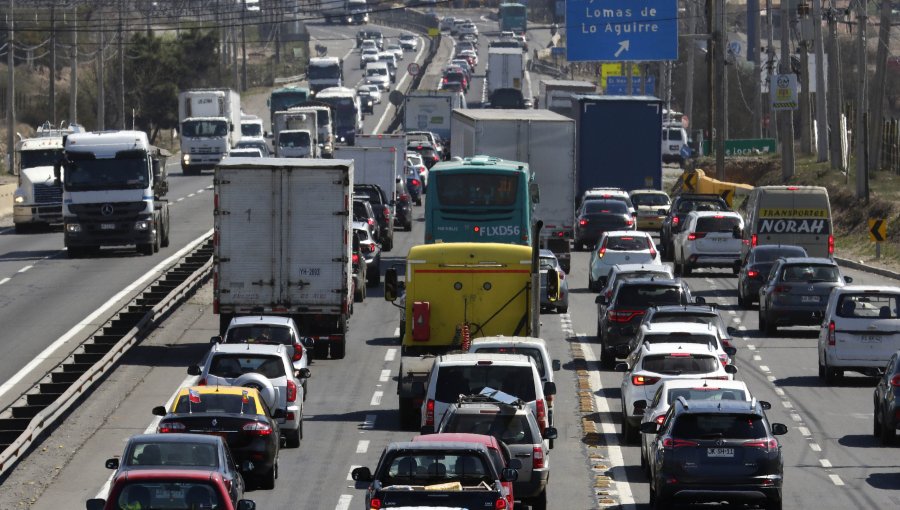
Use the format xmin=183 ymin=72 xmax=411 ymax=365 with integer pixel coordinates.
xmin=34 ymin=183 xmax=62 ymax=204
xmin=68 ymin=201 xmax=146 ymax=220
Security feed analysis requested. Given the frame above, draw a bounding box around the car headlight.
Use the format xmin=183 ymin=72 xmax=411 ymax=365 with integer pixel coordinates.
xmin=66 ymin=223 xmax=82 ymax=233
xmin=182 ymin=154 xmax=191 ymax=164
xmin=134 ymin=220 xmax=150 ymax=231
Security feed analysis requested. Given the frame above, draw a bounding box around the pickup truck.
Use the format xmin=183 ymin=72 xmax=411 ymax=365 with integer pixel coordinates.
xmin=352 ymin=440 xmax=518 ymax=509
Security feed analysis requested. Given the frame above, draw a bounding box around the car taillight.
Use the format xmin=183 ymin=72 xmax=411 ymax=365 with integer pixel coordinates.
xmin=352 ymin=253 xmax=360 ymax=264
xmin=687 ymin=232 xmax=707 ymax=241
xmin=608 ymin=309 xmax=643 ymax=322
xmin=672 ymin=216 xmax=680 ymax=225
xmin=536 ymin=399 xmax=547 ymax=433
xmin=432 ymin=155 xmax=439 ymax=162
xmin=412 ymin=179 xmax=420 ymax=186
xmin=663 ymin=438 xmax=698 ymax=448
xmin=532 ymin=445 xmax=544 ymax=469
xmin=494 ymin=498 xmax=507 ymax=509
xmin=773 ymin=285 xmax=792 ymax=294
xmin=293 ymin=343 xmax=303 ymax=361
xmin=828 ymin=234 xmax=834 ymax=255
xmin=243 ymin=421 xmax=273 ymax=436
xmin=719 ymin=353 xmax=730 ymax=367
xmin=656 ymin=414 xmax=666 ymax=425
xmin=747 ymin=269 xmax=759 ymax=278
xmin=442 ymin=78 xmax=448 ymax=84
xmin=827 ymin=320 xmax=836 ymax=346
xmin=367 ymin=218 xmax=375 ymax=226
xmin=648 ymin=238 xmax=657 ymax=258
xmin=287 ymin=380 xmax=297 ymax=402
xmin=425 ymin=399 xmax=435 ymax=426
xmin=597 ymin=247 xmax=606 ymax=258
xmin=751 ymin=234 xmax=758 ymax=247
xmin=891 ymin=374 xmax=900 ymax=387
xmin=370 ymin=498 xmax=382 ymax=509
xmin=400 ymin=193 xmax=409 ymax=201
xmin=158 ymin=421 xmax=185 ymax=433
xmin=579 ymin=218 xmax=588 ymax=226
xmin=631 ymin=375 xmax=661 ymax=386
xmin=743 ymin=438 xmax=778 ymax=451
xmin=367 ymin=243 xmax=376 ymax=253
xmin=625 ymin=218 xmax=634 ymax=227
xmin=383 ymin=206 xmax=390 ymax=218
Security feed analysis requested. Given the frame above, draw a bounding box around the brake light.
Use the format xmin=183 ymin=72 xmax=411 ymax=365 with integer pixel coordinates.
xmin=495 ymin=498 xmax=507 ymax=509
xmin=714 ymin=214 xmax=724 ymax=218
xmin=412 ymin=179 xmax=420 ymax=186
xmin=367 ymin=243 xmax=376 ymax=253
xmin=383 ymin=206 xmax=390 ymax=218
xmin=352 ymin=253 xmax=360 ymax=264
xmin=442 ymin=78 xmax=447 ymax=84
xmin=597 ymin=247 xmax=606 ymax=258
xmin=631 ymin=375 xmax=661 ymax=386
xmin=532 ymin=445 xmax=544 ymax=469
xmin=656 ymin=414 xmax=666 ymax=425
xmin=663 ymin=438 xmax=698 ymax=448
xmin=579 ymin=219 xmax=588 ymax=226
xmin=747 ymin=269 xmax=759 ymax=278
xmin=719 ymin=353 xmax=730 ymax=367
xmin=787 ymin=186 xmax=799 ymax=190
xmin=536 ymin=399 xmax=547 ymax=433
xmin=828 ymin=234 xmax=834 ymax=255
xmin=609 ymin=309 xmax=643 ymax=322
xmin=158 ymin=422 xmax=185 ymax=433
xmin=648 ymin=238 xmax=657 ymax=258
xmin=242 ymin=421 xmax=273 ymax=436
xmin=672 ymin=216 xmax=680 ymax=225
xmin=425 ymin=399 xmax=435 ymax=426
xmin=891 ymin=374 xmax=900 ymax=387
xmin=625 ymin=218 xmax=634 ymax=227
xmin=292 ymin=343 xmax=303 ymax=361
xmin=827 ymin=320 xmax=836 ymax=346
xmin=432 ymin=155 xmax=439 ymax=162
xmin=687 ymin=232 xmax=707 ymax=241
xmin=287 ymin=380 xmax=297 ymax=402
xmin=367 ymin=218 xmax=375 ymax=226
xmin=743 ymin=438 xmax=778 ymax=451
xmin=751 ymin=234 xmax=758 ymax=247
xmin=370 ymin=498 xmax=382 ymax=509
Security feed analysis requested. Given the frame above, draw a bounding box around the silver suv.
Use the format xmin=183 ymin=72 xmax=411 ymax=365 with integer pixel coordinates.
xmin=188 ymin=344 xmax=309 ymax=448
xmin=432 ymin=394 xmax=557 ymax=509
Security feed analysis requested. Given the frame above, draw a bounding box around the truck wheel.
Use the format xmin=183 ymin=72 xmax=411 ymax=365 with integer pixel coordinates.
xmin=331 ymin=338 xmax=346 ymax=359
xmin=160 ymin=212 xmax=170 ymax=248
xmin=152 ymin=225 xmax=161 ymax=253
xmin=66 ymin=246 xmax=85 ymax=259
xmin=399 ymin=397 xmax=419 ymax=431
xmin=415 ymin=198 xmax=422 ymax=206
xmin=284 ymin=427 xmax=301 ymax=448
xmin=14 ymin=223 xmax=31 ymax=234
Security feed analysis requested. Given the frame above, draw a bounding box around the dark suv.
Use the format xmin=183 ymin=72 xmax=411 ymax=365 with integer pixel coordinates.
xmin=660 ymin=194 xmax=730 ymax=260
xmin=642 ymin=398 xmax=787 ymax=510
xmin=353 ymin=198 xmax=381 ymax=243
xmin=758 ymin=257 xmax=851 ymax=334
xmin=354 ymin=184 xmax=394 ymax=251
xmin=596 ymin=278 xmax=699 ymax=369
xmin=735 ymin=244 xmax=808 ymax=308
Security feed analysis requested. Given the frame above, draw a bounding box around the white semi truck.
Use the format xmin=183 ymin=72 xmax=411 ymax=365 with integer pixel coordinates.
xmin=55 ymin=130 xmax=171 ymax=258
xmin=308 ymin=57 xmax=344 ymax=93
xmin=177 ymin=88 xmax=241 ymax=175
xmin=214 ymin=158 xmax=354 ymax=359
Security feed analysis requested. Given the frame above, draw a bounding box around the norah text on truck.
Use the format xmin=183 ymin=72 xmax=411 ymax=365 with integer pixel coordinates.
xmin=55 ymin=130 xmax=171 ymax=258
xmin=451 ymin=109 xmax=576 ymax=273
xmin=213 ymin=158 xmax=353 ymax=359
xmin=178 ymin=88 xmax=242 ymax=175
xmin=383 ymin=242 xmax=556 ymax=429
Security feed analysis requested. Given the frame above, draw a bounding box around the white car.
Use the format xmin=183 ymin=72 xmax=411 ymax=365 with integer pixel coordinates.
xmin=639 ymin=378 xmax=754 ymax=474
xmin=629 ymin=322 xmax=737 ymax=369
xmin=673 ymin=211 xmax=744 ymax=276
xmin=818 ymin=285 xmax=900 ymax=384
xmin=365 ymin=62 xmax=390 ymax=90
xmin=216 ymin=315 xmax=313 ymax=382
xmin=599 ymin=263 xmax=674 ymax=299
xmin=499 ymin=30 xmax=516 ymax=39
xmin=360 ymin=47 xmax=380 ymax=68
xmin=399 ymin=34 xmax=419 ymax=51
xmin=457 ymin=49 xmax=478 ymax=67
xmin=458 ymin=22 xmax=478 ymax=37
xmin=360 ymin=39 xmax=378 ymax=52
xmin=617 ymin=342 xmax=735 ymax=443
xmin=440 ymin=17 xmax=456 ymax=31
xmin=588 ymin=231 xmax=661 ymax=291
xmin=357 ymin=83 xmax=382 ymax=104
xmin=581 ymin=187 xmax=635 ymax=215
xmin=386 ymin=42 xmax=404 ymax=60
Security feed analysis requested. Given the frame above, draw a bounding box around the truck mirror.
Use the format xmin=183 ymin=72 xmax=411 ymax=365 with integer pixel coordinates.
xmin=230 ymin=123 xmax=234 ymax=132
xmin=384 ymin=268 xmax=398 ymax=302
xmin=546 ymin=269 xmax=560 ymax=303
xmin=236 ymin=501 xmax=256 ymax=510
xmin=152 ymin=159 xmax=162 ymax=181
xmin=86 ymin=499 xmax=106 ymax=510
xmin=543 ymin=381 xmax=557 ymax=396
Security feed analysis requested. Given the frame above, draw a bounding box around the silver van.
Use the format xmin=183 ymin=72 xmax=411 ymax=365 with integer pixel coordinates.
xmin=741 ymin=185 xmax=834 ymax=259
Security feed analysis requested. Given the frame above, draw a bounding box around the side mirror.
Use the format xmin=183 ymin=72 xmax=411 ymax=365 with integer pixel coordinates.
xmin=105 ymin=458 xmax=119 ymax=470
xmin=724 ymin=346 xmax=737 ymax=357
xmin=771 ymin=423 xmax=789 ymax=436
xmin=411 ymin=381 xmax=426 ymax=397
xmin=543 ymin=381 xmax=557 ymax=396
xmin=639 ymin=421 xmax=660 ymax=434
xmin=272 ymin=408 xmax=286 ymax=419
xmin=507 ymin=458 xmax=523 ymax=470
xmin=86 ymin=499 xmax=106 ymax=510
xmin=384 ymin=268 xmax=399 ymax=302
xmin=724 ymin=364 xmax=738 ymax=374
xmin=614 ymin=344 xmax=631 ymax=358
xmin=614 ymin=362 xmax=629 ymax=372
xmin=236 ymin=500 xmax=257 ymax=510
xmin=546 ymin=269 xmax=560 ymax=303
xmin=595 ymin=295 xmax=607 ymax=305
xmin=420 ymin=425 xmax=435 ymax=435
xmin=844 ymin=276 xmax=853 ymax=283
xmin=187 ymin=365 xmax=201 ymax=376
xmin=301 ymin=337 xmax=315 ymax=349
xmin=759 ymin=400 xmax=772 ymax=410
xmin=351 ymin=466 xmax=373 ymax=482
xmin=552 ymin=359 xmax=561 ymax=371
xmin=694 ymin=296 xmax=706 ymax=304
xmin=152 ymin=405 xmax=167 ymax=417
xmin=210 ymin=335 xmax=223 ymax=344
xmin=500 ymin=467 xmax=519 ymax=482
xmin=152 ymin=158 xmax=162 ymax=181
xmin=297 ymin=368 xmax=311 ymax=379
xmin=543 ymin=426 xmax=558 ymax=440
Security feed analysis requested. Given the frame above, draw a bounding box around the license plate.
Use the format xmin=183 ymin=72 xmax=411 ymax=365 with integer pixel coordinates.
xmin=801 ymin=296 xmax=820 ymax=303
xmin=707 ymin=448 xmax=734 ymax=457
xmin=100 ymin=223 xmax=115 ymax=230
xmin=669 ymin=145 xmax=679 ymax=150
xmin=860 ymin=335 xmax=883 ymax=343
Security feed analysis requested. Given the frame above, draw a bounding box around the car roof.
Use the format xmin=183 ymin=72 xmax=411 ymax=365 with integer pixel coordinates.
xmin=538 ymin=249 xmax=556 ymax=258
xmin=630 ymin=189 xmax=668 ymax=195
xmin=641 ymin=342 xmax=717 ymax=355
xmin=117 ymin=469 xmax=224 ymax=482
xmin=612 ymin=263 xmax=672 ymax=274
xmin=658 ymin=378 xmax=749 ymax=391
xmin=212 ymin=343 xmax=285 ymax=355
xmin=649 ymin=304 xmax=717 ymax=315
xmin=603 ymin=230 xmax=651 ymax=237
xmin=780 ymin=257 xmax=838 ymax=265
xmin=620 ymin=277 xmax=683 ymax=287
xmin=686 ymin=210 xmax=742 ymax=218
xmin=642 ymin=322 xmax=717 ymax=334
xmin=389 ymin=440 xmax=491 ymax=453
xmin=176 ymin=385 xmax=263 ymax=397
xmin=470 ymin=336 xmax=548 ymax=350
xmin=833 ymin=285 xmax=900 ymax=294
xmin=414 ymin=433 xmax=499 ymax=448
xmin=438 ymin=353 xmax=533 ymax=365
xmin=229 ymin=315 xmax=293 ymax=327
xmin=127 ymin=433 xmax=223 ymax=445
xmin=675 ymin=398 xmax=763 ymax=414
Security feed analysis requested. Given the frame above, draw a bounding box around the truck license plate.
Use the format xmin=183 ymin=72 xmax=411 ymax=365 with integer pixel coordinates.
xmin=100 ymin=223 xmax=115 ymax=230
xmin=861 ymin=335 xmax=882 ymax=343
xmin=707 ymin=448 xmax=734 ymax=457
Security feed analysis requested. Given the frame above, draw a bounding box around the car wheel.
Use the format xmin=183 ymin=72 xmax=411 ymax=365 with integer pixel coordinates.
xmin=764 ymin=313 xmax=777 ymax=335
xmin=313 ymin=341 xmax=330 ymax=359
xmin=874 ymin=404 xmax=882 ymax=437
xmin=354 ymin=283 xmax=364 ymax=303
xmin=681 ymin=252 xmax=692 ymax=276
xmin=640 ymin=447 xmax=649 ymax=476
xmin=285 ymin=427 xmax=301 ymax=448
xmin=737 ymin=290 xmax=748 ymax=309
xmin=399 ymin=397 xmax=419 ymax=431
xmin=528 ymin=489 xmax=547 ymax=510
xmin=823 ymin=360 xmax=842 ymax=384
xmin=880 ymin=414 xmax=896 ymax=445
xmin=818 ymin=360 xmax=827 ymax=381
xmin=556 ymin=305 xmax=568 ymax=314
xmin=138 ymin=243 xmax=154 ymax=256
xmin=588 ymin=274 xmax=599 ymax=292
xmin=766 ymin=496 xmax=783 ymax=510
xmin=258 ymin=462 xmax=277 ymax=490
xmin=622 ymin=415 xmax=639 ymax=444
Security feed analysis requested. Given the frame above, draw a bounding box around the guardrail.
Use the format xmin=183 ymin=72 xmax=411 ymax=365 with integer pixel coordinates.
xmin=274 ymin=73 xmax=307 ymax=85
xmin=0 ymin=234 xmax=214 ymax=476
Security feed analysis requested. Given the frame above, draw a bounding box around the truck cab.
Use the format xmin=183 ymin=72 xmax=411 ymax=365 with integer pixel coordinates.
xmin=178 ymin=89 xmax=241 ymax=175
xmin=277 ymin=130 xmax=315 ymax=158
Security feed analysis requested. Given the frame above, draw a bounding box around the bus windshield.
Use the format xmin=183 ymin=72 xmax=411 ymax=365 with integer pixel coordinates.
xmin=309 ymin=65 xmax=341 ymax=80
xmin=271 ymin=92 xmax=309 ymax=112
xmin=436 ymin=173 xmax=519 ymax=207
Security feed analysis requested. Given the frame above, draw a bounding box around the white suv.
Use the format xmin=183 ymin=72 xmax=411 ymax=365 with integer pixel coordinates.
xmin=189 ymin=343 xmax=309 ymax=447
xmin=673 ymin=211 xmax=744 ymax=276
xmin=588 ymin=231 xmax=661 ymax=291
xmin=617 ymin=342 xmax=736 ymax=443
xmin=628 ymin=322 xmax=737 ymax=368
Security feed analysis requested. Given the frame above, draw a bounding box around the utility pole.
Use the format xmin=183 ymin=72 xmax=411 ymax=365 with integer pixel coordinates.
xmin=70 ymin=5 xmax=77 ymax=124
xmin=813 ymin=0 xmax=829 ymax=161
xmin=707 ymin=0 xmax=716 ymax=149
xmin=241 ymin=5 xmax=247 ymax=92
xmin=50 ymin=5 xmax=56 ymax=125
xmin=780 ymin=1 xmax=796 ymax=179
xmin=119 ymin=0 xmax=125 ymax=129
xmin=684 ymin=0 xmax=696 ymax=130
xmin=751 ymin=0 xmax=763 ymax=138
xmin=855 ymin=0 xmax=868 ymax=199
xmin=714 ymin=0 xmax=726 ymax=179
xmin=6 ymin=0 xmax=14 ymax=175
xmin=868 ymin=0 xmax=892 ymax=173
xmin=232 ymin=22 xmax=239 ymax=91
xmin=826 ymin=8 xmax=843 ymax=168
xmin=800 ymin=41 xmax=812 ymax=154
xmin=766 ymin=0 xmax=777 ymax=140
xmin=98 ymin=9 xmax=105 ymax=131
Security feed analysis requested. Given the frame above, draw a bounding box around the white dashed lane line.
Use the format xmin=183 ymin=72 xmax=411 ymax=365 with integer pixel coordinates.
xmin=829 ymin=474 xmax=845 ymax=486
xmin=379 ymin=369 xmax=391 ymax=382
xmin=385 ymin=348 xmax=397 ymax=362
xmin=347 ymin=465 xmax=361 ymax=481
xmin=356 ymin=440 xmax=370 ymax=453
xmin=0 ymin=277 xmax=10 ymax=285
xmin=370 ymin=391 xmax=383 ymax=406
xmin=18 ymin=265 xmax=33 ymax=273
xmin=335 ymin=494 xmax=353 ymax=510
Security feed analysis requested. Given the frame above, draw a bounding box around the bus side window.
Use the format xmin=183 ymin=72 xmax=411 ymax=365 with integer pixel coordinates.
xmin=530 ymin=182 xmax=540 ymax=204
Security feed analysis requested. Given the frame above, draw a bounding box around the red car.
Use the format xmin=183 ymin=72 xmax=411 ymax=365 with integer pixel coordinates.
xmin=413 ymin=432 xmax=521 ymax=509
xmin=86 ymin=469 xmax=257 ymax=510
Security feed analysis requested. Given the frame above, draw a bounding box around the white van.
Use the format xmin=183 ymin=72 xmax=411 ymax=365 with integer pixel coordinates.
xmin=741 ymin=185 xmax=834 ymax=259
xmin=661 ymin=123 xmax=689 ymax=166
xmin=365 ymin=62 xmax=390 ymax=91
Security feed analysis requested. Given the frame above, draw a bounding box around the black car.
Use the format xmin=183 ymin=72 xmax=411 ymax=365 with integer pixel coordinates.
xmin=596 ymin=277 xmax=699 ymax=369
xmin=642 ymin=398 xmax=787 ymax=510
xmin=873 ymin=350 xmax=900 ymax=445
xmin=660 ymin=194 xmax=729 ymax=260
xmin=735 ymin=245 xmax=808 ymax=308
xmin=407 ymin=142 xmax=441 ymax=169
xmin=574 ymin=199 xmax=634 ymax=251
xmin=353 ymin=198 xmax=381 ymax=242
xmin=354 ymin=184 xmax=394 ymax=251
xmin=351 ymin=228 xmax=368 ymax=302
xmin=394 ymin=176 xmax=413 ymax=231
xmin=758 ymin=257 xmax=851 ymax=334
xmin=104 ymin=433 xmax=246 ymax=506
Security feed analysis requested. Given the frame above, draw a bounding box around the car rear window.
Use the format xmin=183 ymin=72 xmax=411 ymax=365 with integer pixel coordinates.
xmin=677 ymin=200 xmax=726 ymax=213
xmin=780 ymin=264 xmax=840 ymax=283
xmin=644 ymin=332 xmax=717 ymax=347
xmin=225 ymin=325 xmax=292 ymax=345
xmin=753 ymin=246 xmax=807 ymax=262
xmin=355 ymin=187 xmax=384 ymax=204
xmin=667 ymin=388 xmax=747 ymax=404
xmin=641 ymin=353 xmax=719 ymax=375
xmin=836 ymin=293 xmax=900 ymax=318
xmin=631 ymin=193 xmax=669 ymax=206
xmin=436 ymin=366 xmax=536 ymax=402
xmin=584 ymin=200 xmax=627 ymax=214
xmin=606 ymin=236 xmax=650 ymax=251
xmin=116 ymin=482 xmax=222 ymax=510
xmin=209 ymin=354 xmax=285 ymax=379
xmin=126 ymin=442 xmax=219 ymax=468
xmin=616 ymin=285 xmax=684 ymax=308
xmin=672 ymin=413 xmax=767 ymax=440
xmin=173 ymin=392 xmax=259 ymax=415
xmin=443 ymin=413 xmax=537 ymax=445
xmin=471 ymin=347 xmax=546 ymax=378
xmin=385 ymin=453 xmax=492 ymax=485
xmin=696 ymin=216 xmax=740 ymax=232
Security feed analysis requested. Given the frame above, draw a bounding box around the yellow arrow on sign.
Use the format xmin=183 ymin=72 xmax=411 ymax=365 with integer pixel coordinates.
xmin=720 ymin=189 xmax=734 ymax=206
xmin=683 ymin=172 xmax=697 ymax=191
xmin=869 ymin=218 xmax=887 ymax=242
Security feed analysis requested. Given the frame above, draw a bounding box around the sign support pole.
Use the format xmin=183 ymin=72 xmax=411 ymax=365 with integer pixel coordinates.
xmin=780 ymin=3 xmax=796 ymax=180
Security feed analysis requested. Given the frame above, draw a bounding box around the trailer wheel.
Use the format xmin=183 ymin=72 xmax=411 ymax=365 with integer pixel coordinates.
xmin=160 ymin=208 xmax=171 ymax=247
xmin=331 ymin=338 xmax=346 ymax=359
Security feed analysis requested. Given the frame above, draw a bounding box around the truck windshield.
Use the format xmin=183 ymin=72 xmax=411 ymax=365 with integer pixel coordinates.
xmin=279 ymin=131 xmax=311 ymax=148
xmin=241 ymin=123 xmax=262 ymax=137
xmin=20 ymin=148 xmax=61 ymax=169
xmin=65 ymin=156 xmax=148 ymax=191
xmin=309 ymin=65 xmax=341 ymax=80
xmin=181 ymin=119 xmax=228 ymax=138
xmin=271 ymin=91 xmax=309 ymax=111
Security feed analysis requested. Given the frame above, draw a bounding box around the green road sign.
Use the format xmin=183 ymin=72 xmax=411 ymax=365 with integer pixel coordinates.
xmin=701 ymin=139 xmax=777 ymax=157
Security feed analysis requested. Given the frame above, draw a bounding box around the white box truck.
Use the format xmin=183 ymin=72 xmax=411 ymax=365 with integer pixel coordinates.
xmin=178 ymin=88 xmax=241 ymax=175
xmin=334 ymin=145 xmax=397 ymax=249
xmin=356 ymin=133 xmax=406 ymax=184
xmin=451 ymin=109 xmax=576 ymax=271
xmin=214 ymin=158 xmax=354 ymax=359
xmin=273 ymin=109 xmax=319 ymax=157
xmin=539 ymin=79 xmax=596 ymax=116
xmin=486 ymin=48 xmax=526 ymax=108
xmin=402 ymin=90 xmax=466 ymax=145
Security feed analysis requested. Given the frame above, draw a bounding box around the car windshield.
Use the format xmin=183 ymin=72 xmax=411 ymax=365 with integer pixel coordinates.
xmin=666 ymin=128 xmax=684 ymax=141
xmin=443 ymin=413 xmax=535 ymax=445
xmin=644 ymin=332 xmax=717 ymax=348
xmin=780 ymin=264 xmax=840 ymax=282
xmin=173 ymin=392 xmax=259 ymax=415
xmin=836 ymin=293 xmax=900 ymax=318
xmin=631 ymin=193 xmax=669 ymax=206
xmin=641 ymin=353 xmax=719 ymax=375
xmin=616 ymin=285 xmax=683 ymax=308
xmin=667 ymin=388 xmax=747 ymax=405
xmin=125 ymin=442 xmax=219 ymax=468
xmin=584 ymin=200 xmax=628 ymax=214
xmin=471 ymin=347 xmax=546 ymax=378
xmin=115 ymin=481 xmax=221 ymax=510
xmin=208 ymin=354 xmax=285 ymax=379
xmin=20 ymin=148 xmax=61 ymax=169
xmin=384 ymin=453 xmax=492 ymax=486
xmin=606 ymin=236 xmax=650 ymax=251
xmin=753 ymin=246 xmax=807 ymax=262
xmin=226 ymin=325 xmax=292 ymax=345
xmin=696 ymin=216 xmax=740 ymax=232
xmin=436 ymin=366 xmax=536 ymax=402
xmin=672 ymin=413 xmax=767 ymax=440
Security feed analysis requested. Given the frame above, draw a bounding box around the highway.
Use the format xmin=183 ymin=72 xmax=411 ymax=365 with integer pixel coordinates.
xmin=0 ymin=9 xmax=899 ymax=510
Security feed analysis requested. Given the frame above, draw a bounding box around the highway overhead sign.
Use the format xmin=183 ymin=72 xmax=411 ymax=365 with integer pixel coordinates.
xmin=869 ymin=218 xmax=887 ymax=242
xmin=566 ymin=0 xmax=678 ymax=62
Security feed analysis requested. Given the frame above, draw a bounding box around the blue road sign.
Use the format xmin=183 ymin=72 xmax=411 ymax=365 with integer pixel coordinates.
xmin=551 ymin=46 xmax=566 ymax=56
xmin=566 ymin=0 xmax=678 ymax=62
xmin=605 ymin=76 xmax=656 ymax=95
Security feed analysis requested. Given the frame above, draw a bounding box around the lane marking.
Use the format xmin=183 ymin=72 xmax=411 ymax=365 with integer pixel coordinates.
xmin=766 ymin=375 xmax=776 ymax=382
xmin=819 ymin=459 xmax=832 ymax=468
xmin=790 ymin=413 xmax=802 ymax=422
xmin=335 ymin=494 xmax=353 ymax=510
xmin=17 ymin=265 xmax=33 ymax=273
xmin=196 ymin=189 xmax=205 ymax=194
xmin=753 ymin=355 xmax=762 ymax=361
xmin=0 ymin=230 xmax=214 ymax=401
xmin=829 ymin=474 xmax=844 ymax=486
xmin=782 ymin=401 xmax=793 ymax=409
xmin=379 ymin=369 xmax=391 ymax=382
xmin=774 ymin=388 xmax=785 ymax=396
xmin=177 ymin=197 xmax=185 ymax=202
xmin=798 ymin=426 xmax=811 ymax=436
xmin=370 ymin=391 xmax=383 ymax=406
xmin=738 ymin=325 xmax=747 ymax=331
xmin=728 ymin=310 xmax=737 ymax=315
xmin=393 ymin=327 xmax=400 ymax=338
xmin=810 ymin=443 xmax=821 ymax=452
xmin=385 ymin=348 xmax=396 ymax=362
xmin=759 ymin=365 xmax=770 ymax=372
xmin=188 ymin=193 xmax=196 ymax=198
xmin=356 ymin=440 xmax=370 ymax=453
xmin=732 ymin=317 xmax=742 ymax=324
xmin=0 ymin=277 xmax=10 ymax=285
xmin=747 ymin=344 xmax=756 ymax=351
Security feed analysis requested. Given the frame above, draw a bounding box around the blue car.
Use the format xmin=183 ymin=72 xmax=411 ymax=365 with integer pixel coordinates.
xmin=405 ymin=167 xmax=423 ymax=206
